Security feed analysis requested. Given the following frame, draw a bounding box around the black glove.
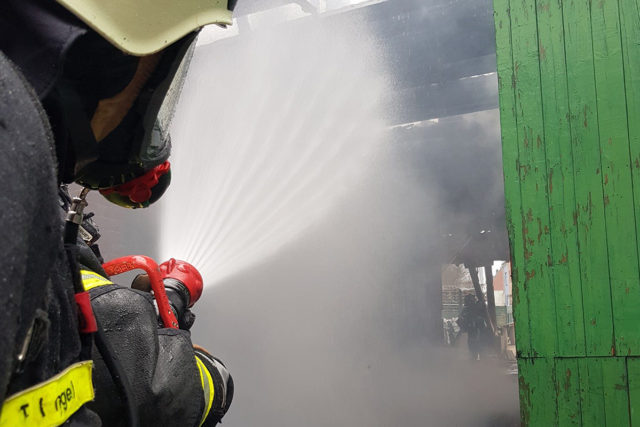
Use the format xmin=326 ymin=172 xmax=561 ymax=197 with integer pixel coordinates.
xmin=130 ymin=275 xmax=197 ymax=330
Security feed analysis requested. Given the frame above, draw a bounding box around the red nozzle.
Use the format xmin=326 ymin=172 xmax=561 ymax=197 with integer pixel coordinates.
xmin=102 ymin=255 xmax=179 ymax=329
xmin=159 ymin=259 xmax=203 ymax=307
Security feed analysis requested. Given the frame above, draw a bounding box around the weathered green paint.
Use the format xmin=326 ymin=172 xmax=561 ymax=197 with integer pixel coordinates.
xmin=620 ymin=0 xmax=640 ymax=298
xmin=510 ymin=0 xmax=557 ymax=357
xmin=517 ymin=357 xmax=633 ymax=425
xmin=555 ymin=358 xmax=582 ymax=425
xmin=494 ymin=0 xmax=640 ymax=423
xmin=592 ymin=0 xmax=640 ymax=357
xmin=562 ymin=0 xmax=614 ymax=357
xmin=627 ymin=357 xmax=640 ymax=425
xmin=519 ymin=358 xmax=557 ymax=425
xmin=577 ymin=357 xmax=607 ymax=426
xmin=601 ymin=357 xmax=630 ymax=427
xmin=537 ymin=0 xmax=586 ymax=357
xmin=494 ymin=0 xmax=532 ymax=355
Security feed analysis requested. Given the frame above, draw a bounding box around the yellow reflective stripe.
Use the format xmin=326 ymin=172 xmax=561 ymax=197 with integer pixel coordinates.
xmin=195 ymin=356 xmax=214 ymax=427
xmin=196 ymin=357 xmax=205 ymax=389
xmin=80 ymin=269 xmax=113 ymax=291
xmin=0 ymin=361 xmax=94 ymax=427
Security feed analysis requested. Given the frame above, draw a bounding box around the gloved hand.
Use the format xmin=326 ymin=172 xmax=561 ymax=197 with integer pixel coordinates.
xmin=130 ymin=258 xmax=203 ymax=330
xmin=193 ymin=345 xmax=234 ymax=426
xmin=131 ymin=273 xmax=196 ymax=330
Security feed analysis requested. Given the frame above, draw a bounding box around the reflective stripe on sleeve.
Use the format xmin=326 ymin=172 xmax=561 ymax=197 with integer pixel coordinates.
xmin=80 ymin=269 xmax=113 ymax=291
xmin=0 ymin=360 xmax=94 ymax=427
xmin=195 ymin=356 xmax=214 ymax=426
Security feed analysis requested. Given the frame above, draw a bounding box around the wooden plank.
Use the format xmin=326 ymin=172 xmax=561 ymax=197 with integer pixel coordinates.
xmin=620 ymin=0 xmax=640 ymax=276
xmin=619 ymin=0 xmax=640 ymax=357
xmin=562 ymin=0 xmax=614 ymax=356
xmin=494 ymin=0 xmax=532 ymax=355
xmin=577 ymin=357 xmax=631 ymax=425
xmin=627 ymin=357 xmax=640 ymax=425
xmin=578 ymin=357 xmax=607 ymax=425
xmin=518 ymin=358 xmax=533 ymax=424
xmin=591 ymin=0 xmax=640 ymax=357
xmin=601 ymin=357 xmax=631 ymax=426
xmin=555 ymin=358 xmax=582 ymax=425
xmin=519 ymin=358 xmax=557 ymax=425
xmin=510 ymin=0 xmax=556 ymax=357
xmin=537 ymin=0 xmax=586 ymax=357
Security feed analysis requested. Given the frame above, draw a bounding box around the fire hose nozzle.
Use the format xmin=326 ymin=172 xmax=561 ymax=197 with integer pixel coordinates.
xmin=103 ymin=255 xmax=180 ymax=329
xmin=159 ymin=259 xmax=203 ymax=307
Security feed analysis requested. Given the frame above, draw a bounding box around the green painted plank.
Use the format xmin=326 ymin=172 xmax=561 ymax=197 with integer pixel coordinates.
xmin=627 ymin=357 xmax=640 ymax=425
xmin=620 ymin=0 xmax=640 ymax=269
xmin=555 ymin=358 xmax=582 ymax=425
xmin=619 ymin=0 xmax=640 ymax=357
xmin=578 ymin=357 xmax=607 ymax=426
xmin=591 ymin=0 xmax=640 ymax=357
xmin=519 ymin=357 xmax=557 ymax=426
xmin=601 ymin=357 xmax=630 ymax=426
xmin=578 ymin=357 xmax=631 ymax=426
xmin=537 ymin=0 xmax=587 ymax=357
xmin=518 ymin=358 xmax=533 ymax=425
xmin=562 ymin=0 xmax=614 ymax=356
xmin=510 ymin=0 xmax=556 ymax=357
xmin=494 ymin=0 xmax=532 ymax=355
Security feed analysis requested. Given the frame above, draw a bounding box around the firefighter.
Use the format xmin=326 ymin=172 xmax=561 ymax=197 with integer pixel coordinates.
xmin=0 ymin=0 xmax=236 ymax=424
xmin=457 ymin=294 xmax=489 ymax=360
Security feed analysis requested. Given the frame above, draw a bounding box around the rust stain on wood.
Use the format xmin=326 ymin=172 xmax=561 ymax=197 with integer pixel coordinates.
xmin=564 ymin=368 xmax=572 ymax=391
xmin=537 ymin=218 xmax=543 ymax=242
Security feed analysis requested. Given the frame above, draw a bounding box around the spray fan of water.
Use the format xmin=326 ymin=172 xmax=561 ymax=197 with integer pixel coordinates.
xmin=159 ymin=20 xmax=391 ymax=286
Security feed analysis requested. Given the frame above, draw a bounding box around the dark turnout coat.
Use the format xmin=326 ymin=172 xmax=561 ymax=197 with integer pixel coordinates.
xmin=0 ymin=1 xmax=226 ymax=425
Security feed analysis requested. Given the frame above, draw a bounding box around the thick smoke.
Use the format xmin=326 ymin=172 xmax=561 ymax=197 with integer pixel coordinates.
xmin=89 ymin=0 xmax=519 ymax=425
xmin=193 ymin=140 xmax=518 ymax=426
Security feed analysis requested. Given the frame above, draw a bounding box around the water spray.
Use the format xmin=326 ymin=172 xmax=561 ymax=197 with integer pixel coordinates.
xmin=159 ymin=21 xmax=391 ymax=286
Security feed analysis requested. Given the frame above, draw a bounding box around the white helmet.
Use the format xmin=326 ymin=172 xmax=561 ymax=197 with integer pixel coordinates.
xmin=56 ymin=0 xmax=235 ymax=55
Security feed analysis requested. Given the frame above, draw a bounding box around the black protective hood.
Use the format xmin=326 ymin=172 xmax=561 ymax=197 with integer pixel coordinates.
xmin=0 ymin=0 xmax=87 ymax=99
xmin=1 ymin=0 xmax=193 ymax=190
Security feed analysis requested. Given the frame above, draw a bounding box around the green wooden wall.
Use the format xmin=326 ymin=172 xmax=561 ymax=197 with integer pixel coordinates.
xmin=494 ymin=0 xmax=640 ymax=424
